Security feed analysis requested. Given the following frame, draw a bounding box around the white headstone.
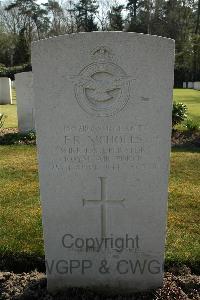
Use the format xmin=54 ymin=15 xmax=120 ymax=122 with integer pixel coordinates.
xmin=32 ymin=32 xmax=174 ymax=293
xmin=11 ymin=80 xmax=16 ymax=88
xmin=15 ymin=72 xmax=35 ymax=132
xmin=183 ymin=82 xmax=187 ymax=88
xmin=0 ymin=77 xmax=12 ymax=104
xmin=188 ymin=82 xmax=194 ymax=89
xmin=194 ymin=82 xmax=200 ymax=90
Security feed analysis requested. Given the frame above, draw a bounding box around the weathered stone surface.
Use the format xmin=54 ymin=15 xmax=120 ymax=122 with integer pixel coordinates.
xmin=32 ymin=32 xmax=175 ymax=293
xmin=0 ymin=77 xmax=12 ymax=104
xmin=16 ymin=72 xmax=35 ymax=132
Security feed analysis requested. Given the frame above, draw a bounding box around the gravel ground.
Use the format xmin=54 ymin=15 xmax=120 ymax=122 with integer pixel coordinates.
xmin=0 ymin=267 xmax=199 ymax=300
xmin=0 ymin=128 xmax=18 ymax=137
xmin=171 ymin=130 xmax=200 ymax=147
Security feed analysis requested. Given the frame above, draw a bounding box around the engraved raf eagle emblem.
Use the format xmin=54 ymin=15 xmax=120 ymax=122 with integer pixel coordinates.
xmin=70 ymin=46 xmax=134 ymax=117
xmin=71 ymin=73 xmax=131 ymax=103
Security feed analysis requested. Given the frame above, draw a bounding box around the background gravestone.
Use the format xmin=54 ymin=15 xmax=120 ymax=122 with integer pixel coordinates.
xmin=16 ymin=72 xmax=35 ymax=132
xmin=183 ymin=82 xmax=187 ymax=88
xmin=32 ymin=32 xmax=174 ymax=293
xmin=194 ymin=82 xmax=200 ymax=90
xmin=0 ymin=77 xmax=12 ymax=104
xmin=188 ymin=82 xmax=194 ymax=89
xmin=11 ymin=80 xmax=16 ymax=88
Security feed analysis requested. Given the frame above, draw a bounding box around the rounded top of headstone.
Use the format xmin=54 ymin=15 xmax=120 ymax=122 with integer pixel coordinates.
xmin=32 ymin=31 xmax=175 ymax=48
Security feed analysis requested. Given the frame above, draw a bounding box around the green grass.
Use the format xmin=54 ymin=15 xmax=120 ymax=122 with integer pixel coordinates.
xmin=0 ymin=146 xmax=42 ymax=256
xmin=0 ymin=88 xmax=18 ymax=128
xmin=0 ymin=146 xmax=199 ymax=268
xmin=173 ymin=89 xmax=200 ymax=123
xmin=166 ymin=148 xmax=200 ymax=267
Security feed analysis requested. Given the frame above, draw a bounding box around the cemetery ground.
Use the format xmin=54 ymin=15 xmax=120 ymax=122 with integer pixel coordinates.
xmin=0 ymin=89 xmax=200 ymax=299
xmin=0 ymin=146 xmax=199 ymax=267
xmin=0 ymin=148 xmax=200 ymax=299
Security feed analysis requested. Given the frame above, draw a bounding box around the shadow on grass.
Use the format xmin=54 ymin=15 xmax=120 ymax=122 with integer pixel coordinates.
xmin=0 ymin=131 xmax=36 ymax=145
xmin=165 ymin=259 xmax=200 ymax=275
xmin=0 ymin=251 xmax=199 ymax=275
xmin=0 ymin=252 xmax=45 ymax=273
xmin=172 ymin=146 xmax=200 ymax=153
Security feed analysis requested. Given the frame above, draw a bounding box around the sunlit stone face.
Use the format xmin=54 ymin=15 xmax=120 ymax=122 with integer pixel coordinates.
xmin=32 ymin=32 xmax=174 ymax=293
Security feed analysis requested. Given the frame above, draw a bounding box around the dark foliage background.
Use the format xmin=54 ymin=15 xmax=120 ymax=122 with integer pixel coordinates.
xmin=0 ymin=0 xmax=199 ymax=85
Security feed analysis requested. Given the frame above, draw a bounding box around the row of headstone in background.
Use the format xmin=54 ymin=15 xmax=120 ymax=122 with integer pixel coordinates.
xmin=183 ymin=81 xmax=200 ymax=90
xmin=0 ymin=75 xmax=34 ymax=132
xmin=0 ymin=74 xmax=35 ymax=132
xmin=32 ymin=32 xmax=175 ymax=293
xmin=0 ymin=77 xmax=13 ymax=104
xmin=15 ymin=72 xmax=35 ymax=132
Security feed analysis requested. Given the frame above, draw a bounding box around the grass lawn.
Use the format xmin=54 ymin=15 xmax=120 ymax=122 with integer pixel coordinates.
xmin=0 ymin=146 xmax=42 ymax=256
xmin=0 ymin=88 xmax=18 ymax=128
xmin=167 ymin=148 xmax=200 ymax=267
xmin=0 ymin=145 xmax=199 ymax=270
xmin=173 ymin=89 xmax=200 ymax=123
xmin=0 ymin=88 xmax=200 ymax=129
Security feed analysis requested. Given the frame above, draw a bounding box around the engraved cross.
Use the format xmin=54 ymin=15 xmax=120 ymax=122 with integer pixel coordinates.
xmin=83 ymin=177 xmax=126 ymax=238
